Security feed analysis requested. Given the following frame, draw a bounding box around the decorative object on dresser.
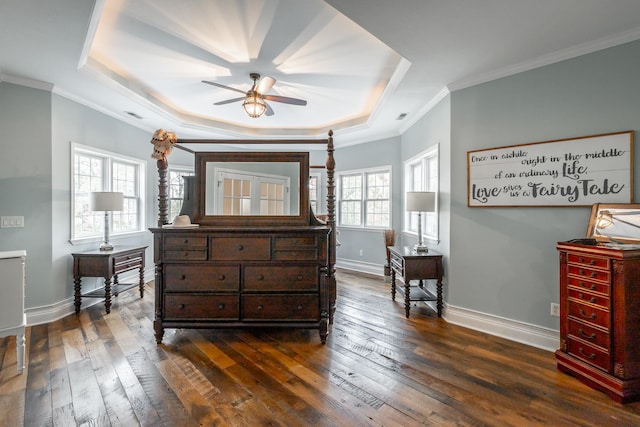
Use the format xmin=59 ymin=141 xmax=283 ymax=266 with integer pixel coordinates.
xmin=405 ymin=191 xmax=436 ymax=252
xmin=555 ymin=203 xmax=640 ymax=403
xmin=388 ymin=246 xmax=443 ymax=318
xmin=149 ymin=131 xmax=337 ymax=344
xmin=0 ymin=250 xmax=26 ymax=374
xmin=72 ymin=246 xmax=147 ymax=314
xmin=90 ymin=191 xmax=124 ymax=251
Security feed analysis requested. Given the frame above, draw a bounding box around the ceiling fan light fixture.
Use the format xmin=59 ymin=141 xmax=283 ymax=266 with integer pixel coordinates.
xmin=243 ymin=91 xmax=266 ymax=118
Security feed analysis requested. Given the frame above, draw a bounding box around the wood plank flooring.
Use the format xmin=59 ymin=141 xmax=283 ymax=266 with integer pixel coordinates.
xmin=2 ymin=269 xmax=640 ymax=426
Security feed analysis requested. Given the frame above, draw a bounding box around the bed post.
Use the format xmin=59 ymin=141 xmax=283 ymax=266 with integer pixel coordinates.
xmin=157 ymin=158 xmax=169 ymax=226
xmin=326 ymin=130 xmax=337 ymax=323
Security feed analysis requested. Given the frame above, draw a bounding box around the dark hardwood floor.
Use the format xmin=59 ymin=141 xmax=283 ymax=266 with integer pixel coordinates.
xmin=2 ymin=269 xmax=640 ymax=426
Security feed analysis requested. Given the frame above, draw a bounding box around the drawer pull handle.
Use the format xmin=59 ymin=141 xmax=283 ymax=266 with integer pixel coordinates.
xmin=578 ymin=347 xmax=596 ymax=360
xmin=257 ymin=305 xmax=263 ymax=311
xmin=296 ymin=275 xmax=304 ymax=281
xmin=579 ymin=269 xmax=585 ymax=275
xmin=578 ymin=293 xmax=596 ymax=303
xmin=183 ymin=239 xmax=189 ymax=244
xmin=579 ymin=257 xmax=584 ymax=263
xmin=579 ymin=309 xmax=596 ymax=320
xmin=590 ymin=272 xmax=597 ymax=278
xmin=183 ymin=251 xmax=189 ymax=257
xmin=589 ymin=260 xmax=596 ymax=265
xmin=179 ymin=304 xmax=185 ymax=310
xmin=237 ymin=245 xmax=244 ymax=251
xmin=296 ymin=305 xmax=303 ymax=311
xmin=578 ymin=281 xmax=597 ymax=291
xmin=258 ymin=275 xmax=264 ymax=281
xmin=217 ymin=304 xmax=225 ymax=310
xmin=180 ymin=275 xmax=186 ymax=280
xmin=579 ymin=328 xmax=596 ymax=340
xmin=218 ymin=275 xmax=226 ymax=280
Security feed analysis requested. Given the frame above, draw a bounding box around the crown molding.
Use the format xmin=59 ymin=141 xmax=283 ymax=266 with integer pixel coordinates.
xmin=0 ymin=73 xmax=54 ymax=92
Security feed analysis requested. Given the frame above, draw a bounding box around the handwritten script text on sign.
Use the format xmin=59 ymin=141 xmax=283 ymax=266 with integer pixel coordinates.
xmin=467 ymin=132 xmax=632 ymax=207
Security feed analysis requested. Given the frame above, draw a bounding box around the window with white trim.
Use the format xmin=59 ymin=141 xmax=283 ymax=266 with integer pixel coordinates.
xmin=71 ymin=143 xmax=146 ymax=243
xmin=309 ymin=173 xmax=321 ymax=214
xmin=338 ymin=167 xmax=391 ymax=228
xmin=404 ymin=144 xmax=438 ymax=241
xmin=168 ymin=168 xmax=194 ymax=220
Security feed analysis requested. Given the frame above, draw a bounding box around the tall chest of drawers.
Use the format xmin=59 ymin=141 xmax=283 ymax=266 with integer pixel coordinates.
xmin=151 ymin=226 xmax=331 ymax=343
xmin=556 ymin=241 xmax=640 ymax=403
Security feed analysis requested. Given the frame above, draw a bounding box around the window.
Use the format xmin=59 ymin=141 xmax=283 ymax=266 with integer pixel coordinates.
xmin=309 ymin=173 xmax=321 ymax=214
xmin=404 ymin=144 xmax=439 ymax=241
xmin=71 ymin=143 xmax=146 ymax=243
xmin=168 ymin=168 xmax=194 ymax=220
xmin=337 ymin=167 xmax=391 ymax=228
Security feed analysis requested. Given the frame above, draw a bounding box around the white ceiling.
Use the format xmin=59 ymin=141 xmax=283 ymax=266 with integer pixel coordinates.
xmin=2 ymin=0 xmax=640 ymax=146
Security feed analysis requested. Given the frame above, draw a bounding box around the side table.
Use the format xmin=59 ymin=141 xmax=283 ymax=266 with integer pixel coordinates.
xmin=388 ymin=246 xmax=443 ymax=318
xmin=72 ymin=245 xmax=147 ymax=314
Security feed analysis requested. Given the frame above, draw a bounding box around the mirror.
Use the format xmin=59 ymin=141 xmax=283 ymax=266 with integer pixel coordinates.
xmin=194 ymin=152 xmax=310 ymax=226
xmin=587 ymin=203 xmax=640 ymax=244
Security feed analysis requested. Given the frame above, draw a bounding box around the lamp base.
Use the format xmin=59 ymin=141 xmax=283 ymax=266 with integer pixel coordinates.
xmin=99 ymin=243 xmax=114 ymax=251
xmin=413 ymin=244 xmax=429 ymax=253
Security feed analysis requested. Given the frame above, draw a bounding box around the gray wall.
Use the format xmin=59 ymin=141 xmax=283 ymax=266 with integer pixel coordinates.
xmin=449 ymin=39 xmax=640 ymax=330
xmin=0 ymin=82 xmax=53 ymax=307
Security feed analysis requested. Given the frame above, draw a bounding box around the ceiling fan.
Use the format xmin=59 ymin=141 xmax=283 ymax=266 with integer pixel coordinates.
xmin=202 ymin=73 xmax=307 ymax=118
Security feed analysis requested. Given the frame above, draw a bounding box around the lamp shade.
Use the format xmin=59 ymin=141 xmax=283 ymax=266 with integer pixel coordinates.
xmin=243 ymin=92 xmax=267 ymax=118
xmin=406 ymin=191 xmax=436 ymax=212
xmin=90 ymin=192 xmax=124 ymax=211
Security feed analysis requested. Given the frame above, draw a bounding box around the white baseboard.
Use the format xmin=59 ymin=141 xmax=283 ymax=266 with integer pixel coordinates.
xmin=443 ymin=304 xmax=559 ymax=352
xmin=26 ymin=268 xmax=155 ymax=326
xmin=336 ymin=259 xmax=384 ymax=276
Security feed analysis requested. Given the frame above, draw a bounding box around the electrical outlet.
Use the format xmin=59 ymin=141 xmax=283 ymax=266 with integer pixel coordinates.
xmin=550 ymin=303 xmax=560 ymax=316
xmin=359 ymin=249 xmax=364 ymax=256
xmin=1 ymin=216 xmax=24 ymax=228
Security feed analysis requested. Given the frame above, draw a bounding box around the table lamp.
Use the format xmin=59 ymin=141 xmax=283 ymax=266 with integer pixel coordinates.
xmin=406 ymin=191 xmax=436 ymax=252
xmin=90 ymin=191 xmax=124 ymax=251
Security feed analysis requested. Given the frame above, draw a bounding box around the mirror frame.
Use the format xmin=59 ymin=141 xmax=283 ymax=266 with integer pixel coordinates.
xmin=193 ymin=151 xmax=310 ymax=226
xmin=587 ymin=203 xmax=640 ymax=244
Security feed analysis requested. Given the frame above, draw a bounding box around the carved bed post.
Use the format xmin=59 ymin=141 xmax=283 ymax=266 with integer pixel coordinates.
xmin=326 ymin=129 xmax=337 ymax=323
xmin=157 ymin=158 xmax=169 ymax=227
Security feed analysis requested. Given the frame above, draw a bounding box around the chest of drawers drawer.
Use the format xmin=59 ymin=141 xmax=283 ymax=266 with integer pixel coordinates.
xmin=566 ymin=276 xmax=609 ymax=295
xmin=164 ymin=294 xmax=239 ymax=320
xmin=567 ymin=318 xmax=610 ymax=349
xmin=567 ymin=265 xmax=609 ymax=283
xmin=164 ymin=264 xmax=239 ymax=291
xmin=164 ymin=249 xmax=208 ymax=261
xmin=243 ymin=265 xmax=318 ymax=291
xmin=242 ymin=294 xmax=319 ymax=321
xmin=568 ymin=300 xmax=610 ymax=329
xmin=566 ymin=338 xmax=610 ymax=371
xmin=211 ymin=237 xmax=270 ymax=260
xmin=567 ymin=288 xmax=609 ymax=309
xmin=567 ymin=253 xmax=609 ymax=269
xmin=165 ymin=235 xmax=207 ymax=247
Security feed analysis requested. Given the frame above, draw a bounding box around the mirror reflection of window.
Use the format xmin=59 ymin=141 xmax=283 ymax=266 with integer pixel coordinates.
xmin=260 ymin=182 xmax=285 ymax=215
xmin=215 ymin=168 xmax=289 ymax=216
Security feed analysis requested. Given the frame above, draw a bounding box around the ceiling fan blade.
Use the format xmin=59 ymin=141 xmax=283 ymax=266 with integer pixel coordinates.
xmin=213 ymin=97 xmax=245 ymax=105
xmin=256 ymin=76 xmax=276 ymax=95
xmin=202 ymin=80 xmax=247 ymax=95
xmin=264 ymin=102 xmax=274 ymax=116
xmin=264 ymin=94 xmax=307 ymax=106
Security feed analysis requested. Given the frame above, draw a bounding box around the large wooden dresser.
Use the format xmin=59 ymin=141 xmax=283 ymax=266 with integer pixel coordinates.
xmin=151 ymin=226 xmax=331 ymax=343
xmin=556 ymin=241 xmax=640 ymax=403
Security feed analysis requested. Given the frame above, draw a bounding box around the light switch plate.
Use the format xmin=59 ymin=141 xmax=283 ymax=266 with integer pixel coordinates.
xmin=1 ymin=216 xmax=24 ymax=228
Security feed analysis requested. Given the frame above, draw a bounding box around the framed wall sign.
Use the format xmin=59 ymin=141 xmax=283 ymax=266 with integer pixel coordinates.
xmin=467 ymin=131 xmax=634 ymax=207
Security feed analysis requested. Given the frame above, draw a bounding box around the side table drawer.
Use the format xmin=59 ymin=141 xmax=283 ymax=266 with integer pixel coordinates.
xmin=113 ymin=252 xmax=143 ymax=274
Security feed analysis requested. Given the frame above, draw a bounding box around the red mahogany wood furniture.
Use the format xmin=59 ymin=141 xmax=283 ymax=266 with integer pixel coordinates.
xmin=72 ymin=245 xmax=147 ymax=314
xmin=556 ymin=240 xmax=640 ymax=403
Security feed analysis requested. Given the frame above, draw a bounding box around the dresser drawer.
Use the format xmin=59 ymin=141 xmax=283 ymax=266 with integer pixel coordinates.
xmin=567 ymin=288 xmax=609 ymax=310
xmin=567 ymin=277 xmax=610 ymax=295
xmin=164 ymin=249 xmax=208 ymax=261
xmin=165 ymin=264 xmax=239 ymax=291
xmin=164 ymin=294 xmax=239 ymax=320
xmin=568 ymin=319 xmax=610 ymax=350
xmin=113 ymin=252 xmax=143 ymax=274
xmin=567 ymin=265 xmax=609 ymax=283
xmin=567 ymin=338 xmax=610 ymax=371
xmin=243 ymin=265 xmax=318 ymax=291
xmin=567 ymin=253 xmax=609 ymax=269
xmin=273 ymin=249 xmax=318 ymax=261
xmin=274 ymin=236 xmax=317 ymax=248
xmin=165 ymin=235 xmax=207 ymax=248
xmin=210 ymin=237 xmax=270 ymax=260
xmin=242 ymin=294 xmax=319 ymax=321
xmin=568 ymin=301 xmax=610 ymax=329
